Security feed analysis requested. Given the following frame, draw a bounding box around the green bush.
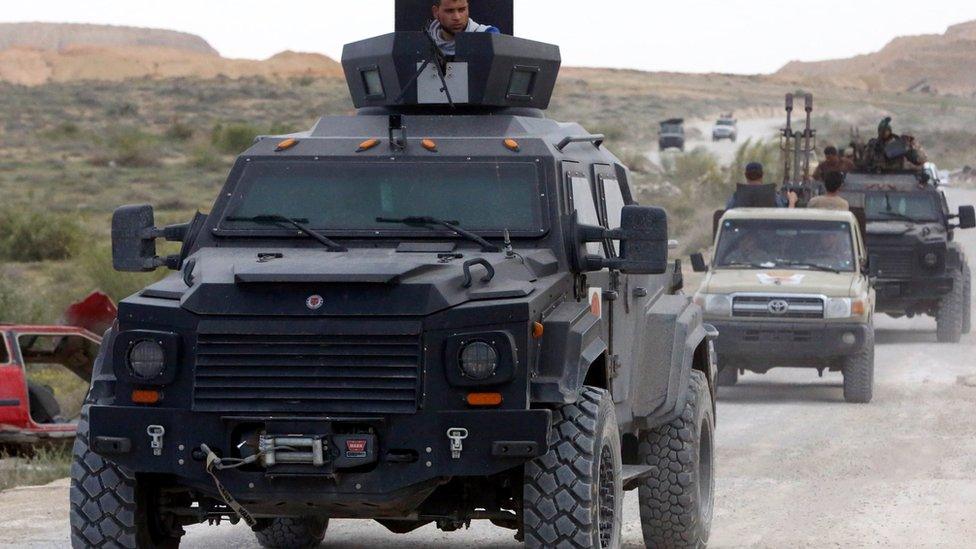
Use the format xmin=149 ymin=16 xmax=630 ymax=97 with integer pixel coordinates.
xmin=165 ymin=121 xmax=194 ymax=142
xmin=211 ymin=123 xmax=261 ymax=155
xmin=0 ymin=208 xmax=84 ymax=262
xmin=190 ymin=143 xmax=228 ymax=171
xmin=92 ymin=128 xmax=159 ymax=168
xmin=0 ymin=275 xmax=46 ymax=324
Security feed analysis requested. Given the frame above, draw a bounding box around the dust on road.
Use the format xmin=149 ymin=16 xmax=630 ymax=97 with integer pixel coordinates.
xmin=3 ymin=190 xmax=976 ymax=548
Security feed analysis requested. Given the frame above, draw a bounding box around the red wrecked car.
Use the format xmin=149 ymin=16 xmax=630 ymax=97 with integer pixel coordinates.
xmin=0 ymin=292 xmax=116 ymax=448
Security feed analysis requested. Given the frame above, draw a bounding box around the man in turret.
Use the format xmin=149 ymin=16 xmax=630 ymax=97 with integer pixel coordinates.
xmin=428 ymin=0 xmax=500 ymax=57
xmin=813 ymin=146 xmax=855 ymax=181
xmin=861 ymin=117 xmax=927 ymax=172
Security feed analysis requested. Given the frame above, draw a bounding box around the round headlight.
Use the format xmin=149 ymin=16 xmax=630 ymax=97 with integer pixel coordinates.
xmin=703 ymin=294 xmax=733 ymax=317
xmin=128 ymin=340 xmax=165 ymax=380
xmin=923 ymin=252 xmax=938 ymax=267
xmin=825 ymin=298 xmax=852 ymax=319
xmin=459 ymin=341 xmax=498 ymax=381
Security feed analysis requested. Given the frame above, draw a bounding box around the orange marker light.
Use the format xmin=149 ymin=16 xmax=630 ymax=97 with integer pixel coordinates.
xmin=356 ymin=138 xmax=380 ymax=152
xmin=422 ymin=139 xmax=438 ymax=152
xmin=467 ymin=392 xmax=503 ymax=407
xmin=852 ymin=300 xmax=866 ymax=316
xmin=275 ymin=138 xmax=298 ymax=152
xmin=132 ymin=389 xmax=161 ymax=405
xmin=504 ymin=139 xmax=521 ymax=152
xmin=532 ymin=321 xmax=545 ymax=339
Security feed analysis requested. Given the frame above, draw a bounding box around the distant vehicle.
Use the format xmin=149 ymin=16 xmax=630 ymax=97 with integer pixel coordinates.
xmin=692 ymin=208 xmax=876 ymax=403
xmin=0 ymin=293 xmax=114 ymax=450
xmin=841 ymin=170 xmax=975 ymax=342
xmin=659 ymin=118 xmax=685 ymax=151
xmin=923 ymin=162 xmax=943 ymax=186
xmin=711 ymin=116 xmax=738 ymax=142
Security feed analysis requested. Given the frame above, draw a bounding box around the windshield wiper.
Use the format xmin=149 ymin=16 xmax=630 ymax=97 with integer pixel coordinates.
xmin=874 ymin=210 xmax=917 ymax=223
xmin=720 ymin=261 xmax=774 ymax=270
xmin=377 ymin=216 xmax=500 ymax=252
xmin=774 ymin=259 xmax=840 ymax=273
xmin=225 ymin=215 xmax=347 ymax=252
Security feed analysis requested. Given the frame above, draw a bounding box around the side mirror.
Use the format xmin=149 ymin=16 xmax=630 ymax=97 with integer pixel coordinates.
xmin=111 ymin=205 xmax=191 ymax=272
xmin=690 ymin=253 xmax=709 ymax=273
xmin=571 ymin=206 xmax=669 ymax=275
xmin=957 ymin=205 xmax=976 ymax=229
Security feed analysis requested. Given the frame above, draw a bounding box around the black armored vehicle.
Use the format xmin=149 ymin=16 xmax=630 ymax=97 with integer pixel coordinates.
xmin=70 ymin=3 xmax=717 ymax=548
xmin=659 ymin=118 xmax=686 ymax=152
xmin=841 ymin=170 xmax=975 ymax=342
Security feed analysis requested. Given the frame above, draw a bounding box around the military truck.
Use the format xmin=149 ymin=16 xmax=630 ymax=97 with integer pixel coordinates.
xmin=840 ymin=170 xmax=975 ymax=342
xmin=659 ymin=118 xmax=686 ymax=151
xmin=69 ymin=3 xmax=717 ymax=548
xmin=691 ymin=208 xmax=876 ymax=403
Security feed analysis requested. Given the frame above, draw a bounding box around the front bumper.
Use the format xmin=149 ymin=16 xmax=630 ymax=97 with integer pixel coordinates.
xmin=710 ymin=320 xmax=871 ymax=365
xmin=88 ymin=405 xmax=550 ymax=517
xmin=874 ymin=276 xmax=953 ymax=310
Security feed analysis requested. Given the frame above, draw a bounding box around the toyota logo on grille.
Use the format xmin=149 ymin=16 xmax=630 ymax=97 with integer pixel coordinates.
xmin=767 ymin=299 xmax=790 ymax=315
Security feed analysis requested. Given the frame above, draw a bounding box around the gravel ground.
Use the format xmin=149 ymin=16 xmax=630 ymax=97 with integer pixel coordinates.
xmin=2 ymin=189 xmax=975 ymax=548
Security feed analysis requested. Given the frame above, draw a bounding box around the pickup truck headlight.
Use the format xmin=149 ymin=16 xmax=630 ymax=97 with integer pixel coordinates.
xmin=826 ymin=298 xmax=867 ymax=319
xmin=127 ymin=340 xmax=166 ymax=380
xmin=694 ymin=294 xmax=732 ymax=317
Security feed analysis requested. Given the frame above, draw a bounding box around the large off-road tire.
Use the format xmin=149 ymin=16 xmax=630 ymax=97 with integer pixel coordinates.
xmin=716 ymin=365 xmax=738 ymax=387
xmin=962 ymin=264 xmax=972 ymax=335
xmin=937 ymin=268 xmax=966 ymax=343
xmin=254 ymin=517 xmax=328 ymax=549
xmin=70 ymin=408 xmax=182 ymax=548
xmin=842 ymin=329 xmax=875 ymax=404
xmin=523 ymin=387 xmax=622 ymax=548
xmin=637 ymin=370 xmax=715 ymax=549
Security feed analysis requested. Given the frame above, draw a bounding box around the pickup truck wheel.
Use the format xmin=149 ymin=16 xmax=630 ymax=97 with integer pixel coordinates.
xmin=637 ymin=370 xmax=714 ymax=549
xmin=937 ymin=269 xmax=965 ymax=343
xmin=963 ymin=265 xmax=971 ymax=335
xmin=716 ymin=365 xmax=738 ymax=387
xmin=523 ymin=387 xmax=622 ymax=548
xmin=70 ymin=408 xmax=182 ymax=548
xmin=254 ymin=517 xmax=328 ymax=549
xmin=842 ymin=329 xmax=875 ymax=404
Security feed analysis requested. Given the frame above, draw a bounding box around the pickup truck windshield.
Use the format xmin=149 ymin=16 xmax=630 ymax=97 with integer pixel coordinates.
xmin=220 ymin=161 xmax=543 ymax=234
xmin=843 ymin=191 xmax=941 ymax=222
xmin=715 ymin=219 xmax=855 ymax=272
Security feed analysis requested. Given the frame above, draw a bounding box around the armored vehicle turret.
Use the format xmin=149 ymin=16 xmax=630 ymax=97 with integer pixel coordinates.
xmin=70 ymin=3 xmax=717 ymax=548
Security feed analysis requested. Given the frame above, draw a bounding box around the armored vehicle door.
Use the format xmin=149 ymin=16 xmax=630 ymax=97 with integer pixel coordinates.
xmin=564 ymin=164 xmax=615 ymax=381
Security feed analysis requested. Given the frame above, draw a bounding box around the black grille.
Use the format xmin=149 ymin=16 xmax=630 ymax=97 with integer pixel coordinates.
xmin=873 ymin=249 xmax=915 ymax=278
xmin=193 ymin=324 xmax=422 ymax=415
xmin=732 ymin=295 xmax=824 ymax=319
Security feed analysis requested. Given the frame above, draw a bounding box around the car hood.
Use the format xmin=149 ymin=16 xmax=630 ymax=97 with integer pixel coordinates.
xmin=700 ymin=268 xmax=858 ymax=297
xmin=866 ymin=221 xmax=946 ymax=242
xmin=137 ymin=247 xmax=560 ymax=317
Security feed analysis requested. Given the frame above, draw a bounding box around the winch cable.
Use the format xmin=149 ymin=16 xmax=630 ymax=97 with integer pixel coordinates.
xmin=199 ymin=443 xmax=299 ymax=528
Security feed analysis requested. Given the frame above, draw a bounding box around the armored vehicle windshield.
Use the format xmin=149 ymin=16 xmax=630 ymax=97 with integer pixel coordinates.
xmin=217 ymin=160 xmax=545 ymax=235
xmin=842 ymin=189 xmax=941 ymax=223
xmin=715 ymin=218 xmax=855 ymax=272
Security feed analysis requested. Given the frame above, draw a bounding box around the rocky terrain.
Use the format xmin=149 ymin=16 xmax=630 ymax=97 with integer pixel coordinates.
xmin=777 ymin=20 xmax=976 ymax=96
xmin=0 ymin=23 xmax=343 ymax=85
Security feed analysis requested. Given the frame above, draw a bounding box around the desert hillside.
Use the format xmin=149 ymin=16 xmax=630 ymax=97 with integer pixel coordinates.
xmin=0 ymin=23 xmax=343 ymax=85
xmin=776 ymin=20 xmax=976 ymax=96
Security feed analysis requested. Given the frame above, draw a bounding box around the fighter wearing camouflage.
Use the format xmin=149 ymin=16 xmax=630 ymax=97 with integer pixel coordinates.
xmin=860 ymin=117 xmax=927 ymax=172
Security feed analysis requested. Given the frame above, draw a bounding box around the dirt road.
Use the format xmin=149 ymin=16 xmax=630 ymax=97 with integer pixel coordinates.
xmin=648 ymin=117 xmax=783 ymax=166
xmin=3 ymin=190 xmax=976 ymax=548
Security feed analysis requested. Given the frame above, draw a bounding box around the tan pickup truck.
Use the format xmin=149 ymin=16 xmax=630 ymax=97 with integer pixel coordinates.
xmin=691 ymin=208 xmax=876 ymax=403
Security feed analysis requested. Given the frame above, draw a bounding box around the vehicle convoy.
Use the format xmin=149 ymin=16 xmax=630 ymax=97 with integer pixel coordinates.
xmin=711 ymin=116 xmax=737 ymax=142
xmin=0 ymin=292 xmax=114 ymax=450
xmin=70 ymin=3 xmax=718 ymax=548
xmin=840 ymin=170 xmax=975 ymax=342
xmin=691 ymin=208 xmax=876 ymax=403
xmin=659 ymin=118 xmax=686 ymax=151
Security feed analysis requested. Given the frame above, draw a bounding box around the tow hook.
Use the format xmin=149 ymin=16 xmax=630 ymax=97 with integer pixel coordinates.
xmin=447 ymin=428 xmax=469 ymax=459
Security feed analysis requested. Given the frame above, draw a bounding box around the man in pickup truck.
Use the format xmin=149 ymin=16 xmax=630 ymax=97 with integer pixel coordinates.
xmin=428 ymin=0 xmax=500 ymax=56
xmin=808 ymin=171 xmax=850 ymax=212
xmin=726 ymin=162 xmax=798 ymax=209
